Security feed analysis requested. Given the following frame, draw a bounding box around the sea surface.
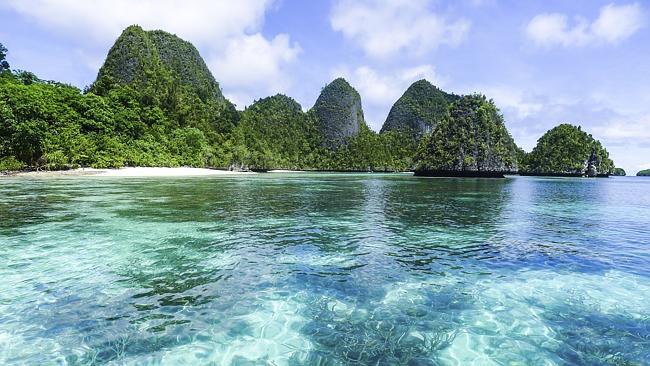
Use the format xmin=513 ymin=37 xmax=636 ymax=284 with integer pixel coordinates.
xmin=1 ymin=173 xmax=649 ymax=365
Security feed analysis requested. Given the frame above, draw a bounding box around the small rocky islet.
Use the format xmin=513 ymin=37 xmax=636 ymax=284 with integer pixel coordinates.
xmin=0 ymin=25 xmax=623 ymax=177
xmin=412 ymin=94 xmax=519 ymax=178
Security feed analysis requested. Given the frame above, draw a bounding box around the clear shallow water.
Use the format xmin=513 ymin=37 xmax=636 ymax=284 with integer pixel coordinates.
xmin=1 ymin=174 xmax=649 ymax=365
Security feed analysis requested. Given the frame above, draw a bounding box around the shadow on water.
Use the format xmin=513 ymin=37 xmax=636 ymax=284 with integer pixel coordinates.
xmin=0 ymin=180 xmax=79 ymax=234
xmin=351 ymin=177 xmax=515 ymax=278
xmin=118 ymin=236 xmax=223 ymax=314
xmin=292 ymin=280 xmax=474 ymax=365
xmin=527 ymin=297 xmax=650 ymax=365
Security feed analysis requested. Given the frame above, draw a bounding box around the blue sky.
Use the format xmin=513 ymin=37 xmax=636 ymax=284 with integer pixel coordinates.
xmin=1 ymin=0 xmax=649 ymax=173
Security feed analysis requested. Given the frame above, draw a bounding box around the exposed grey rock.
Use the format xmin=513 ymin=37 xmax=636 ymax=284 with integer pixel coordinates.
xmin=380 ymin=79 xmax=458 ymax=140
xmin=312 ymin=78 xmax=365 ymax=149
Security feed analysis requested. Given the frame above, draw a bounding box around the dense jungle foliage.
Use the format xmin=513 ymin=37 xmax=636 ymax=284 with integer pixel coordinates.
xmin=381 ymin=79 xmax=459 ymax=139
xmin=0 ymin=28 xmax=619 ymax=176
xmin=414 ymin=94 xmax=518 ymax=173
xmin=521 ymin=124 xmax=614 ymax=175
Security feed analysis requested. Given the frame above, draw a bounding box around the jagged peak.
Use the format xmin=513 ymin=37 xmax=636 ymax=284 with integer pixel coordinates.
xmin=93 ymin=25 xmax=223 ymax=103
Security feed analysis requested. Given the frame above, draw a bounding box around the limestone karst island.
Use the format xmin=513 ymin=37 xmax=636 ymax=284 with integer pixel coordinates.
xmin=1 ymin=2 xmax=650 ymax=365
xmin=0 ymin=26 xmax=621 ymax=177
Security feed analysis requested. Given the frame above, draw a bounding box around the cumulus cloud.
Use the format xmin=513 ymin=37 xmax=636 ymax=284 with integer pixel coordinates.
xmin=469 ymin=88 xmax=647 ymax=173
xmin=1 ymin=0 xmax=271 ymax=45
xmin=1 ymin=0 xmax=301 ymax=108
xmin=526 ymin=2 xmax=645 ymax=47
xmin=332 ymin=64 xmax=446 ymax=129
xmin=594 ymin=114 xmax=650 ymax=173
xmin=330 ymin=0 xmax=470 ymax=58
xmin=476 ymin=86 xmax=544 ymax=119
xmin=211 ymin=33 xmax=301 ymax=108
xmin=594 ymin=115 xmax=650 ymax=140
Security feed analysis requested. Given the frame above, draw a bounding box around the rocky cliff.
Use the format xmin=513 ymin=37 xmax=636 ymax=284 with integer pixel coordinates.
xmin=312 ymin=78 xmax=365 ymax=149
xmin=414 ymin=94 xmax=518 ymax=177
xmin=91 ymin=25 xmax=224 ymax=104
xmin=380 ymin=79 xmax=458 ymax=140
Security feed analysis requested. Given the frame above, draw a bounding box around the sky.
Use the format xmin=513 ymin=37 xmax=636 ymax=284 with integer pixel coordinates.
xmin=1 ymin=0 xmax=649 ymax=174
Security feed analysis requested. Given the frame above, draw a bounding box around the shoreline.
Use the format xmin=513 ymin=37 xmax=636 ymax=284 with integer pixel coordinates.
xmin=3 ymin=167 xmax=256 ymax=178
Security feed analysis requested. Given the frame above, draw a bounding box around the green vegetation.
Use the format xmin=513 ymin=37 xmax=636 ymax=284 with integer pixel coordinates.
xmin=0 ymin=71 xmax=218 ymax=169
xmin=0 ymin=28 xmax=619 ymax=176
xmin=90 ymin=25 xmax=236 ymax=139
xmin=223 ymin=94 xmax=316 ymax=170
xmin=414 ymin=94 xmax=518 ymax=176
xmin=92 ymin=26 xmax=224 ymax=103
xmin=637 ymin=169 xmax=650 ymax=176
xmin=381 ymin=79 xmax=458 ymax=139
xmin=218 ymin=94 xmax=414 ymax=171
xmin=378 ymin=80 xmax=458 ymax=171
xmin=0 ymin=28 xmax=236 ymax=171
xmin=312 ymin=78 xmax=365 ymax=149
xmin=0 ymin=43 xmax=9 ymax=72
xmin=612 ymin=167 xmax=626 ymax=176
xmin=522 ymin=124 xmax=614 ymax=176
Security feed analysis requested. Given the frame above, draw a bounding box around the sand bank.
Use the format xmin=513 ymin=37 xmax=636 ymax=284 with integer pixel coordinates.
xmin=7 ymin=167 xmax=255 ymax=178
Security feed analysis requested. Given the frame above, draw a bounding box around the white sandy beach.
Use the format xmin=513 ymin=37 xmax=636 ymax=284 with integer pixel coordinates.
xmin=267 ymin=169 xmax=306 ymax=173
xmin=7 ymin=167 xmax=256 ymax=178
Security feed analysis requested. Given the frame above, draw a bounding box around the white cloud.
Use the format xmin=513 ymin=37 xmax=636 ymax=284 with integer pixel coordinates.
xmin=330 ymin=0 xmax=470 ymax=58
xmin=594 ymin=115 xmax=650 ymax=140
xmin=2 ymin=0 xmax=272 ymax=45
xmin=464 ymin=88 xmax=648 ymax=173
xmin=526 ymin=2 xmax=645 ymax=47
xmin=332 ymin=64 xmax=446 ymax=129
xmin=211 ymin=33 xmax=301 ymax=108
xmin=475 ymin=86 xmax=544 ymax=119
xmin=2 ymin=0 xmax=301 ymax=108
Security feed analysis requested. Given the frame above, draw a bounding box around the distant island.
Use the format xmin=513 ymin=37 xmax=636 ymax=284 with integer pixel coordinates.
xmin=638 ymin=169 xmax=650 ymax=176
xmin=519 ymin=124 xmax=614 ymax=177
xmin=0 ymin=25 xmax=623 ymax=177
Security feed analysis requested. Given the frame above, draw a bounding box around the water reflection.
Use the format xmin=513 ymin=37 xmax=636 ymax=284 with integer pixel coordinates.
xmin=0 ymin=174 xmax=649 ymax=364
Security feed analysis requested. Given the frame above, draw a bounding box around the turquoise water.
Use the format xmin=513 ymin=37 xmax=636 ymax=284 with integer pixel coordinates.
xmin=1 ymin=174 xmax=649 ymax=365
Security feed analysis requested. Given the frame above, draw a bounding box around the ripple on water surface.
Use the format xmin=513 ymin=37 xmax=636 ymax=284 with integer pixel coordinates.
xmin=0 ymin=174 xmax=649 ymax=365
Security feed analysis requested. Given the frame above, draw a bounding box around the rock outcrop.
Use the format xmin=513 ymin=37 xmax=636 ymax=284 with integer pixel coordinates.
xmin=312 ymin=78 xmax=365 ymax=149
xmin=92 ymin=25 xmax=224 ymax=104
xmin=522 ymin=124 xmax=614 ymax=177
xmin=414 ymin=94 xmax=518 ymax=177
xmin=380 ymin=79 xmax=458 ymax=140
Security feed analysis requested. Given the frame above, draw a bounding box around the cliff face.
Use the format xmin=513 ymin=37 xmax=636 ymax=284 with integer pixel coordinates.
xmin=312 ymin=78 xmax=365 ymax=149
xmin=380 ymin=79 xmax=458 ymax=140
xmin=92 ymin=25 xmax=224 ymax=104
xmin=414 ymin=94 xmax=518 ymax=177
xmin=522 ymin=124 xmax=614 ymax=177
